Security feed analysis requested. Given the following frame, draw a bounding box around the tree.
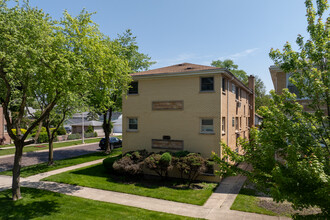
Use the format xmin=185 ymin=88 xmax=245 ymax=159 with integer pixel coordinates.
xmin=86 ymin=111 xmax=99 ymax=121
xmin=88 ymin=30 xmax=155 ymax=154
xmin=211 ymin=59 xmax=270 ymax=109
xmin=0 ymin=2 xmax=90 ymax=200
xmin=213 ymin=0 xmax=329 ymax=214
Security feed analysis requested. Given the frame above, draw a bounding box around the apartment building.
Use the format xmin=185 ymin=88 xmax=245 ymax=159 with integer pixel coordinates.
xmin=0 ymin=105 xmax=10 ymax=145
xmin=269 ymin=65 xmax=328 ymax=114
xmin=122 ymin=63 xmax=255 ymax=163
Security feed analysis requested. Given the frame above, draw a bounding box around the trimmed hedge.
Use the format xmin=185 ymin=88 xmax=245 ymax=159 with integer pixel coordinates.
xmin=67 ymin=133 xmax=82 ymax=140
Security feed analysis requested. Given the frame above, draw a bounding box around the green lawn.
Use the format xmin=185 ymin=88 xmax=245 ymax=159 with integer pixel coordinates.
xmin=0 ymin=138 xmax=101 ymax=156
xmin=230 ymin=188 xmax=278 ymax=216
xmin=0 ymin=187 xmax=197 ymax=220
xmin=43 ymin=164 xmax=217 ymax=206
xmin=0 ymin=148 xmax=122 ymax=177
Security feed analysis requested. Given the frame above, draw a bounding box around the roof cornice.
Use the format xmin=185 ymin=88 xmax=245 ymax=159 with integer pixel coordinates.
xmin=132 ymin=68 xmax=253 ymax=94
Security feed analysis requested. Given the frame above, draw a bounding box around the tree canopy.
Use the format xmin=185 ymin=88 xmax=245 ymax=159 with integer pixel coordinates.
xmin=211 ymin=59 xmax=270 ymax=109
xmin=214 ymin=0 xmax=329 ymax=215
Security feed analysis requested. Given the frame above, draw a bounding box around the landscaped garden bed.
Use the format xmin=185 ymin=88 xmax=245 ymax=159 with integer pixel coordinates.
xmin=0 ymin=187 xmax=195 ymax=220
xmin=43 ymin=149 xmax=218 ymax=205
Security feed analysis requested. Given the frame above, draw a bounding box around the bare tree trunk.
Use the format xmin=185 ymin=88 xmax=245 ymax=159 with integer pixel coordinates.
xmin=12 ymin=141 xmax=23 ymax=200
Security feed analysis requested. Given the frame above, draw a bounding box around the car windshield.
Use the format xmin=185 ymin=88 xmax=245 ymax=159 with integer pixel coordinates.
xmin=110 ymin=137 xmax=117 ymax=141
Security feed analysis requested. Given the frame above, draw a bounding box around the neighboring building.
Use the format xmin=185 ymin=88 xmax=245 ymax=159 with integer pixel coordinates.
xmin=122 ymin=63 xmax=255 ymax=163
xmin=112 ymin=114 xmax=122 ymax=134
xmin=269 ymin=65 xmax=328 ymax=114
xmin=71 ymin=120 xmax=104 ymax=136
xmin=0 ymin=105 xmax=11 ymax=145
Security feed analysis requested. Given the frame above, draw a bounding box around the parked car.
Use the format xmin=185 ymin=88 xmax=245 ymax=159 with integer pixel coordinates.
xmin=99 ymin=137 xmax=122 ymax=150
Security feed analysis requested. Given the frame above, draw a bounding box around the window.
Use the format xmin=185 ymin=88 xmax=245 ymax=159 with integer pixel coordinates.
xmin=232 ymin=117 xmax=235 ymax=127
xmin=232 ymin=84 xmax=236 ymax=93
xmin=4 ymin=125 xmax=7 ymax=132
xmin=235 ymin=86 xmax=240 ymax=100
xmin=244 ymin=105 xmax=246 ymax=116
xmin=222 ymin=77 xmax=226 ymax=92
xmin=235 ymin=117 xmax=239 ymax=130
xmin=128 ymin=118 xmax=138 ymax=130
xmin=222 ymin=117 xmax=226 ymax=134
xmin=200 ymin=77 xmax=214 ymax=91
xmin=246 ymin=117 xmax=248 ymax=127
xmin=240 ymin=117 xmax=242 ymax=129
xmin=128 ymin=81 xmax=138 ymax=94
xmin=201 ymin=119 xmax=214 ymax=133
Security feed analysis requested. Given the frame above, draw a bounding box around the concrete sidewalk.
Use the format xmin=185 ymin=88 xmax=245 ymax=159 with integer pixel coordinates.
xmin=0 ymin=161 xmax=290 ymax=220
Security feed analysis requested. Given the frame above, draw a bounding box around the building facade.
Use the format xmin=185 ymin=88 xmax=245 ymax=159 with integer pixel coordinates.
xmin=122 ymin=63 xmax=255 ymax=161
xmin=0 ymin=105 xmax=10 ymax=145
xmin=269 ymin=65 xmax=328 ymax=114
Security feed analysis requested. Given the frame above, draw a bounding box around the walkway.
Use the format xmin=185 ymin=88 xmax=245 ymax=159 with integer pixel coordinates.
xmin=0 ymin=143 xmax=100 ymax=172
xmin=0 ymin=161 xmax=290 ymax=220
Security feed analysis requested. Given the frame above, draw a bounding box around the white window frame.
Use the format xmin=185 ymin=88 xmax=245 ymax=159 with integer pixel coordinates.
xmin=128 ymin=118 xmax=138 ymax=131
xmin=221 ymin=117 xmax=226 ymax=135
xmin=200 ymin=118 xmax=214 ymax=134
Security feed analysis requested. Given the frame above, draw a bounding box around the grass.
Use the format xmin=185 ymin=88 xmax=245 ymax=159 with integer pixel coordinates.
xmin=43 ymin=164 xmax=217 ymax=206
xmin=0 ymin=138 xmax=101 ymax=156
xmin=0 ymin=148 xmax=122 ymax=177
xmin=230 ymin=188 xmax=278 ymax=216
xmin=0 ymin=187 xmax=197 ymax=220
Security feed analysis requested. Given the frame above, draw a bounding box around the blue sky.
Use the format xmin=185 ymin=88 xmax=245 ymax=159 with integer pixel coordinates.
xmin=22 ymin=0 xmax=315 ymax=92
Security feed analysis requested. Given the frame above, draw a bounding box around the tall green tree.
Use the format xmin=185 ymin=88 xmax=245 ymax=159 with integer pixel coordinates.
xmin=88 ymin=30 xmax=155 ymax=154
xmin=0 ymin=1 xmax=91 ymax=200
xmin=213 ymin=0 xmax=329 ymax=215
xmin=211 ymin=59 xmax=270 ymax=109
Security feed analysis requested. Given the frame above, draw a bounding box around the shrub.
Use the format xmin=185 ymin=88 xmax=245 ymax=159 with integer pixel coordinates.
xmin=172 ymin=150 xmax=190 ymax=158
xmin=56 ymin=126 xmax=67 ymax=135
xmin=11 ymin=128 xmax=27 ymax=135
xmin=67 ymin=133 xmax=81 ymax=140
xmin=180 ymin=153 xmax=206 ymax=183
xmin=35 ymin=132 xmax=58 ymax=143
xmin=86 ymin=125 xmax=94 ymax=133
xmin=84 ymin=132 xmax=97 ymax=138
xmin=144 ymin=152 xmax=173 ymax=179
xmin=103 ymin=155 xmax=122 ymax=173
xmin=113 ymin=150 xmax=148 ymax=176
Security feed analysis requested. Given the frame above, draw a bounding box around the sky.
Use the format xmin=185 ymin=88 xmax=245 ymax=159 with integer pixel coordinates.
xmin=14 ymin=0 xmax=316 ymax=92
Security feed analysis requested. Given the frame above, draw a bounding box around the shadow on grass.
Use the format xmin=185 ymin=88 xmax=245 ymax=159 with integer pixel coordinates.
xmin=72 ymin=163 xmax=208 ymax=192
xmin=0 ymin=188 xmax=60 ymax=219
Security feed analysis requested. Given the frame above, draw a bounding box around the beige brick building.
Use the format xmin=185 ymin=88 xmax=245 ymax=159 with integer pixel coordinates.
xmin=269 ymin=65 xmax=328 ymax=114
xmin=0 ymin=105 xmax=10 ymax=145
xmin=122 ymin=63 xmax=255 ymax=163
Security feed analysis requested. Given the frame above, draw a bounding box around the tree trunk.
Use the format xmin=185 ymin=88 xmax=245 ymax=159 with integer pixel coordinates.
xmin=103 ymin=108 xmax=113 ymax=154
xmin=12 ymin=141 xmax=23 ymax=200
xmin=48 ymin=139 xmax=54 ymax=165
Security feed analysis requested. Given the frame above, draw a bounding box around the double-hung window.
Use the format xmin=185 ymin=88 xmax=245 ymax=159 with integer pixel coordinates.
xmin=222 ymin=78 xmax=226 ymax=93
xmin=222 ymin=117 xmax=226 ymax=134
xmin=201 ymin=119 xmax=214 ymax=133
xmin=128 ymin=118 xmax=138 ymax=130
xmin=200 ymin=77 xmax=214 ymax=91
xmin=128 ymin=81 xmax=138 ymax=94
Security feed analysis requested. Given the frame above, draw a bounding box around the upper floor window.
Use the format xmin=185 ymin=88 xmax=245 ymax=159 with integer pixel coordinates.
xmin=200 ymin=77 xmax=214 ymax=91
xmin=201 ymin=119 xmax=214 ymax=133
xmin=232 ymin=84 xmax=236 ymax=93
xmin=222 ymin=77 xmax=226 ymax=92
xmin=4 ymin=125 xmax=7 ymax=132
xmin=128 ymin=81 xmax=138 ymax=94
xmin=235 ymin=86 xmax=240 ymax=100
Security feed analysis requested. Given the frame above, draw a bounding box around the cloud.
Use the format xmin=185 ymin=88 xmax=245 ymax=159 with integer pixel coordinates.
xmin=218 ymin=48 xmax=259 ymax=60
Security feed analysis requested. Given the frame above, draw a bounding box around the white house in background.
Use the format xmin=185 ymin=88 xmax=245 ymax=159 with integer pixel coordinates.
xmin=71 ymin=120 xmax=104 ymax=136
xmin=112 ymin=114 xmax=122 ymax=134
